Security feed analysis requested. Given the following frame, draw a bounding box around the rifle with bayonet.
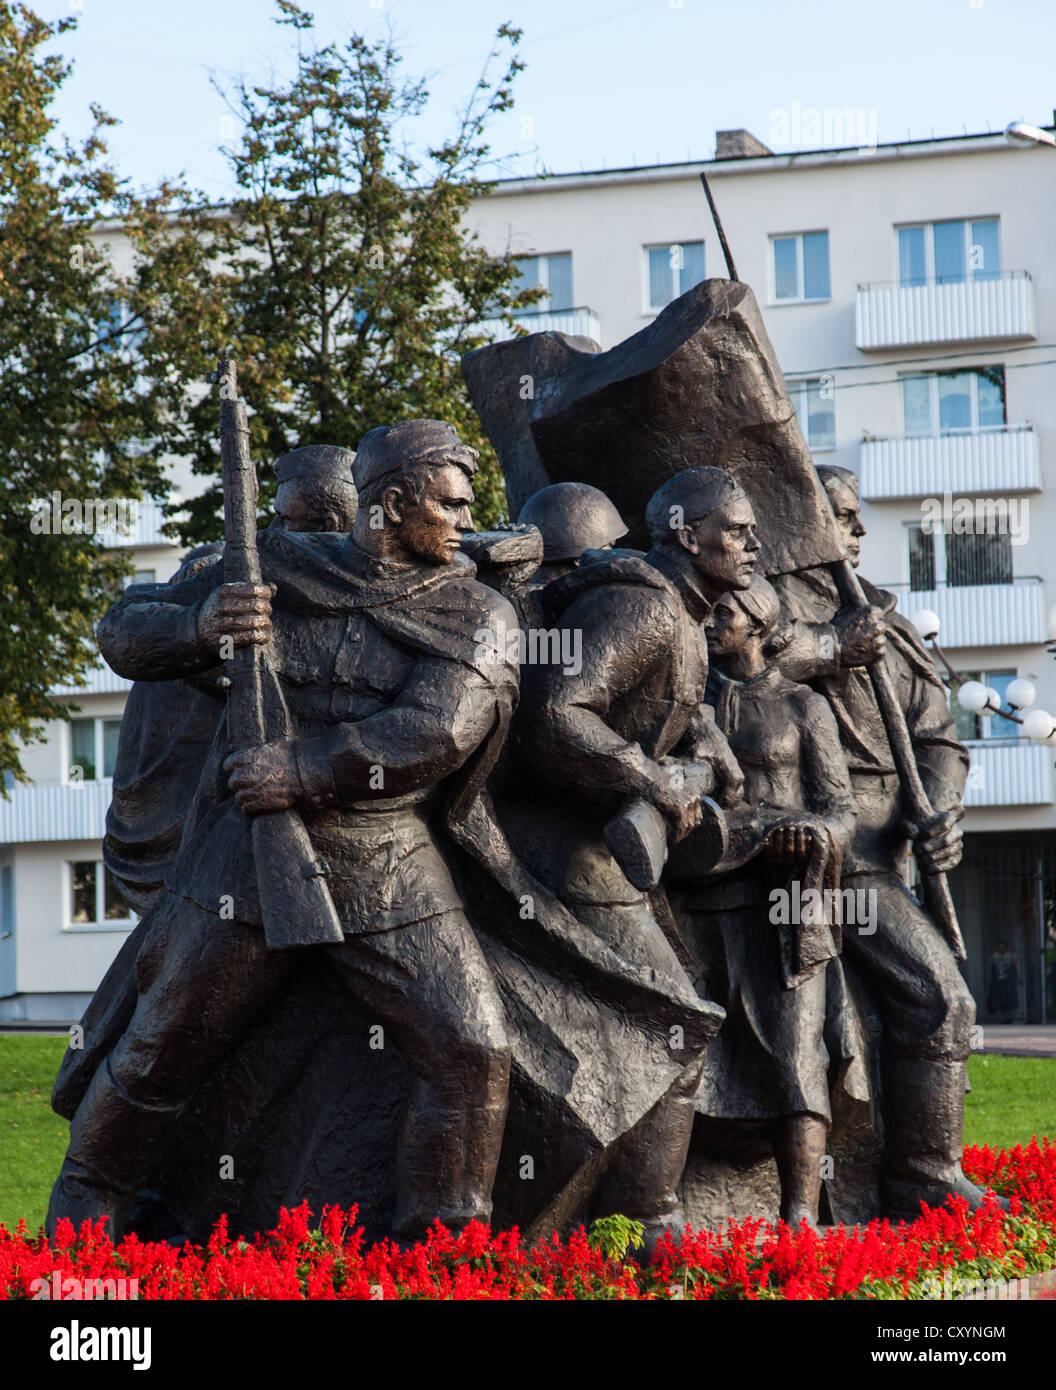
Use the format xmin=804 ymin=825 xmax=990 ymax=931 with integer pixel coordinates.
xmin=211 ymin=357 xmax=345 ymax=950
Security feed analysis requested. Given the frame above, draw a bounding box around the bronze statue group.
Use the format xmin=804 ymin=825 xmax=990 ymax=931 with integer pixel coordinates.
xmin=47 ymin=417 xmax=995 ymax=1253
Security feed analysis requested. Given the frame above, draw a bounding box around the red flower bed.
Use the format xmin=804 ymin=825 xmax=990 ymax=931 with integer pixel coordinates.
xmin=4 ymin=1140 xmax=1054 ymax=1301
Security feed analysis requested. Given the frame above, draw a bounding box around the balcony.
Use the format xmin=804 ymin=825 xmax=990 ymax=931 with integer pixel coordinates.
xmin=855 ymin=271 xmax=1036 ymax=350
xmin=0 ymin=779 xmax=111 ymax=845
xmin=860 ymin=424 xmax=1041 ymax=501
xmin=962 ymin=740 xmax=1054 ymax=807
xmin=97 ymin=496 xmax=174 ymax=549
xmin=885 ymin=576 xmax=1047 ymax=647
xmin=480 ymin=307 xmax=602 ymax=347
xmin=52 ymin=660 xmax=131 ymax=698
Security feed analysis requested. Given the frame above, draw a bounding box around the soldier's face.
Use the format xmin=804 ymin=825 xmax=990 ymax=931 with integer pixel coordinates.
xmin=827 ymin=483 xmax=866 ymax=567
xmin=398 ymin=465 xmax=475 ymax=565
xmin=686 ymin=496 xmax=760 ymax=595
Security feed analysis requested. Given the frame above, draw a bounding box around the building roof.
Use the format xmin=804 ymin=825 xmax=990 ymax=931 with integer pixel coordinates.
xmin=485 ymin=125 xmax=1056 ymax=197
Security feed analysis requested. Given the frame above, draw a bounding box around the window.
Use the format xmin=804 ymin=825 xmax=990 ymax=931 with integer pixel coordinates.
xmin=67 ymin=716 xmax=122 ymax=782
xmin=68 ymin=861 xmax=134 ymax=926
xmin=512 ymin=253 xmax=573 ymax=313
xmin=771 ymin=231 xmax=830 ymax=302
xmin=908 ymin=525 xmax=936 ymax=591
xmin=945 ymin=531 xmax=1012 ymax=587
xmin=898 ymin=219 xmax=1000 ymax=287
xmin=952 ymin=670 xmax=1018 ymax=740
xmin=0 ymin=866 xmax=11 ymax=939
xmin=644 ymin=242 xmax=706 ymax=312
xmin=901 ymin=367 xmax=1006 ymax=436
xmin=94 ymin=300 xmax=145 ymax=353
xmin=906 ymin=524 xmax=1012 ymax=590
xmin=788 ymin=378 xmax=836 ymax=450
xmin=127 ymin=569 xmax=157 ymax=587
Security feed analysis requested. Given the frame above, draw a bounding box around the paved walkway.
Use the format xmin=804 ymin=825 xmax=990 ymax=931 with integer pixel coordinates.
xmin=979 ymin=1025 xmax=1056 ymax=1058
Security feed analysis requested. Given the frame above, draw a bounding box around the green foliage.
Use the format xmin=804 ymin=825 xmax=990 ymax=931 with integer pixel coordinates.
xmin=0 ymin=2 xmax=167 ymax=782
xmin=587 ymin=1213 xmax=646 ymax=1262
xmin=126 ymin=3 xmax=541 ymax=545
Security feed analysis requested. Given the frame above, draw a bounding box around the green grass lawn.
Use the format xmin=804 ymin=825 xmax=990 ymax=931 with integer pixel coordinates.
xmin=1 ymin=1037 xmax=1054 ymax=1236
xmin=963 ymin=1053 xmax=1056 ymax=1151
xmin=1 ymin=1035 xmax=68 ymax=1236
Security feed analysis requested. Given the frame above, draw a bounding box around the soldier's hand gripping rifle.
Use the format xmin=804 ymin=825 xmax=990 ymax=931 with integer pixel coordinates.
xmin=212 ymin=357 xmax=344 ymax=949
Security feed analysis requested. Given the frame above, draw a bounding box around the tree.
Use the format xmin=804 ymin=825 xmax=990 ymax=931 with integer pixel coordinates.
xmin=129 ymin=2 xmax=542 ymax=545
xmin=0 ymin=3 xmax=166 ymax=784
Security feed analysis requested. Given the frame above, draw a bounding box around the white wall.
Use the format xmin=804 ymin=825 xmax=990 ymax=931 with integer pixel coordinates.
xmin=12 ymin=840 xmax=135 ymax=998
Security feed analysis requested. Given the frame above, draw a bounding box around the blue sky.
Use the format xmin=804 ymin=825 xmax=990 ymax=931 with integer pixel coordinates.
xmin=39 ymin=0 xmax=1056 ymax=198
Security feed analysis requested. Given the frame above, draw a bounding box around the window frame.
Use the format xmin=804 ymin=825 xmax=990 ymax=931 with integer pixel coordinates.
xmin=65 ymin=859 xmax=136 ymax=931
xmin=896 ymin=218 xmax=1001 ymax=288
xmin=904 ymin=520 xmax=1014 ymax=590
xmin=769 ymin=230 xmax=831 ymax=305
xmin=899 ymin=366 xmax=1007 ymax=437
xmin=0 ymin=864 xmax=12 ymax=940
xmin=65 ymin=715 xmax=122 ymax=784
xmin=642 ymin=240 xmax=706 ymax=314
xmin=787 ymin=376 xmax=836 ymax=451
xmin=511 ymin=252 xmax=574 ymax=315
xmin=950 ymin=668 xmax=1019 ymax=742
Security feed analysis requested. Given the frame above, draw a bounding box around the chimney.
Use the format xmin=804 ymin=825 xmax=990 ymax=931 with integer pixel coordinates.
xmin=714 ymin=129 xmax=773 ymax=161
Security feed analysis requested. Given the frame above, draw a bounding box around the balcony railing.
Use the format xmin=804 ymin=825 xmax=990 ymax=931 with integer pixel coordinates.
xmin=0 ymin=779 xmax=111 ymax=845
xmin=859 ymin=424 xmax=1041 ymax=501
xmin=479 ymin=307 xmax=601 ymax=347
xmin=855 ymin=271 xmax=1036 ymax=350
xmin=962 ymin=739 xmax=1054 ymax=807
xmin=96 ymin=496 xmax=175 ymax=549
xmin=52 ymin=661 xmax=132 ymax=698
xmin=884 ymin=576 xmax=1047 ymax=647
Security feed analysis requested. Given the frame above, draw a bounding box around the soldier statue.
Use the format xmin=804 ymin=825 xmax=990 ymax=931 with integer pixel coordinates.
xmin=48 ymin=421 xmax=519 ymax=1246
xmin=773 ymin=465 xmax=991 ymax=1219
xmin=508 ymin=466 xmax=754 ymax=1247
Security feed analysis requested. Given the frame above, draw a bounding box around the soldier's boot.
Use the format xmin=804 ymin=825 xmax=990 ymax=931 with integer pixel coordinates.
xmin=595 ymin=1060 xmax=703 ymax=1261
xmin=773 ymin=1113 xmax=829 ymax=1232
xmin=392 ymin=1036 xmax=511 ymax=1246
xmin=880 ymin=1057 xmax=1009 ymax=1221
xmin=46 ymin=1057 xmax=181 ymax=1243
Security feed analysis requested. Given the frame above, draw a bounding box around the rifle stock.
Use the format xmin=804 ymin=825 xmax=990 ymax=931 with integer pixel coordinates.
xmin=214 ymin=357 xmax=344 ymax=949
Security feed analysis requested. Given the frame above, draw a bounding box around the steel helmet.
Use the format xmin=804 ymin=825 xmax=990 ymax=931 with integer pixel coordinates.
xmin=517 ymin=482 xmax=628 ymax=563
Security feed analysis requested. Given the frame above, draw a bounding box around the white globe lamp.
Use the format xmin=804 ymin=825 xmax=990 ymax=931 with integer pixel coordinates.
xmin=912 ymin=609 xmax=941 ymax=642
xmin=1022 ymin=709 xmax=1056 ymax=742
xmin=1005 ymin=678 xmax=1036 ymax=710
xmin=957 ymin=681 xmax=990 ymax=714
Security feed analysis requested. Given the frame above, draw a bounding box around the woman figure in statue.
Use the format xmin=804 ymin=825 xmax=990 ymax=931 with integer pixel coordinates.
xmin=674 ymin=574 xmax=858 ymax=1230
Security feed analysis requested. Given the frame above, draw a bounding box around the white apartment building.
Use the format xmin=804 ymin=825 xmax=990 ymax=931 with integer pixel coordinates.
xmin=3 ymin=122 xmax=1055 ymax=1024
xmin=0 ymin=499 xmax=187 ymax=1022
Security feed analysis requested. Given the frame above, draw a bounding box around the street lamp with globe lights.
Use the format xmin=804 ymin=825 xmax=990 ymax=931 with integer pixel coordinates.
xmin=912 ymin=609 xmax=1049 ymax=735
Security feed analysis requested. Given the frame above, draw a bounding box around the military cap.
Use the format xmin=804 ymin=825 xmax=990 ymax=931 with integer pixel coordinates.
xmin=816 ymin=464 xmax=860 ymax=497
xmin=273 ymin=444 xmax=357 ymax=484
xmin=645 ymin=466 xmax=748 ymax=543
xmin=352 ymin=420 xmax=479 ymax=493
